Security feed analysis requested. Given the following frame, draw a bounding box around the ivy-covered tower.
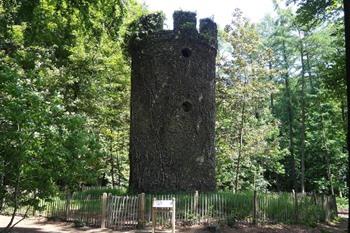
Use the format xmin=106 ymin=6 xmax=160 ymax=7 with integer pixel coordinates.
xmin=129 ymin=11 xmax=217 ymax=193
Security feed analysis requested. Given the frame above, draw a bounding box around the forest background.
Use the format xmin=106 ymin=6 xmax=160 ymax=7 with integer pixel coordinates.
xmin=0 ymin=0 xmax=348 ymax=215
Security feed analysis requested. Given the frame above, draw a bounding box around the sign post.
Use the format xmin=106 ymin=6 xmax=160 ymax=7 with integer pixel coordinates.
xmin=152 ymin=198 xmax=176 ymax=233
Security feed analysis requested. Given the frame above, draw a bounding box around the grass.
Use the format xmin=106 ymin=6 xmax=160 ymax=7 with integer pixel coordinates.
xmin=33 ymin=188 xmax=336 ymax=228
xmin=75 ymin=187 xmax=127 ymax=198
xmin=336 ymin=197 xmax=348 ymax=210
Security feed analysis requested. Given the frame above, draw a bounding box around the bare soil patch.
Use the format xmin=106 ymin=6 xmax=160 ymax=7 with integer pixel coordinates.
xmin=0 ymin=215 xmax=113 ymax=233
xmin=0 ymin=215 xmax=348 ymax=233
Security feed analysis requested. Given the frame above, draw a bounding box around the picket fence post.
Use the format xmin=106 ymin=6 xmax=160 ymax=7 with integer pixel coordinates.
xmin=253 ymin=190 xmax=258 ymax=225
xmin=331 ymin=195 xmax=338 ymax=217
xmin=65 ymin=191 xmax=71 ymax=221
xmin=194 ymin=190 xmax=199 ymax=223
xmin=172 ymin=197 xmax=176 ymax=233
xmin=138 ymin=193 xmax=146 ymax=228
xmin=101 ymin=192 xmax=108 ymax=228
xmin=294 ymin=191 xmax=298 ymax=223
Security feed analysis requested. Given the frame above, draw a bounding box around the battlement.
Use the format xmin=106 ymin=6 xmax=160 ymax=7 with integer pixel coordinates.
xmin=199 ymin=18 xmax=217 ymax=47
xmin=173 ymin=11 xmax=197 ymax=32
xmin=130 ymin=11 xmax=217 ymax=50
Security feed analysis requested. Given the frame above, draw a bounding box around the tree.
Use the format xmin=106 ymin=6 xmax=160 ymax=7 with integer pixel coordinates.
xmin=260 ymin=6 xmax=299 ymax=191
xmin=216 ymin=9 xmax=283 ymax=192
xmin=0 ymin=0 xmax=145 ymax=230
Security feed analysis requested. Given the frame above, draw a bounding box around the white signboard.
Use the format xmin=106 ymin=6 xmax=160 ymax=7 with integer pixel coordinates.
xmin=153 ymin=200 xmax=173 ymax=208
xmin=152 ymin=198 xmax=176 ymax=233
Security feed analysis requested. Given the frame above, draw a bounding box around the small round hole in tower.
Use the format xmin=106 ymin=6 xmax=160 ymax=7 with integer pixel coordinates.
xmin=182 ymin=101 xmax=192 ymax=112
xmin=181 ymin=48 xmax=192 ymax=58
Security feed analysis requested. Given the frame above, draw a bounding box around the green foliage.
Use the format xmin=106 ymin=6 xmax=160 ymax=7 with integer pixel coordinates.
xmin=123 ymin=11 xmax=165 ymax=56
xmin=0 ymin=0 xmax=145 ymax=224
xmin=286 ymin=0 xmax=343 ymax=26
xmin=77 ymin=187 xmax=127 ymax=197
xmin=216 ymin=9 xmax=284 ymax=192
xmin=255 ymin=1 xmax=347 ymax=195
xmin=226 ymin=214 xmax=236 ymax=228
xmin=336 ymin=197 xmax=348 ymax=210
xmin=180 ymin=22 xmax=196 ymax=30
xmin=43 ymin=191 xmax=330 ymax=227
xmin=0 ymin=0 xmax=347 ymax=228
xmin=73 ymin=219 xmax=86 ymax=228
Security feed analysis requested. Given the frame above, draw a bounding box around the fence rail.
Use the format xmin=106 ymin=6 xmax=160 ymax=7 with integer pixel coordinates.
xmin=36 ymin=191 xmax=337 ymax=229
xmin=107 ymin=195 xmax=139 ymax=229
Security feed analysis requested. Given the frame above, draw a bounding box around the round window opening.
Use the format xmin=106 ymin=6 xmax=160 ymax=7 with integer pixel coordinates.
xmin=181 ymin=48 xmax=192 ymax=58
xmin=182 ymin=101 xmax=192 ymax=112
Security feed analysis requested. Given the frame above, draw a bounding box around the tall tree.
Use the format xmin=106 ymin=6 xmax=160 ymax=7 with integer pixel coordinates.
xmin=216 ymin=9 xmax=283 ymax=192
xmin=0 ymin=0 xmax=145 ymax=229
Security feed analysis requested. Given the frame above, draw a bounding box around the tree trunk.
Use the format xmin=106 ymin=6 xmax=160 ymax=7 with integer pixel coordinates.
xmin=341 ymin=100 xmax=346 ymax=132
xmin=299 ymin=32 xmax=306 ymax=194
xmin=234 ymin=97 xmax=246 ymax=193
xmin=325 ymin=151 xmax=335 ymax=195
xmin=116 ymin=152 xmax=121 ymax=187
xmin=0 ymin=160 xmax=5 ymax=212
xmin=269 ymin=61 xmax=274 ymax=112
xmin=3 ymin=168 xmax=21 ymax=232
xmin=282 ymin=41 xmax=297 ymax=191
xmin=305 ymin=52 xmax=314 ymax=91
xmin=321 ymin=115 xmax=334 ymax=195
xmin=343 ymin=0 xmax=350 ymax=227
xmin=109 ymin=141 xmax=115 ymax=188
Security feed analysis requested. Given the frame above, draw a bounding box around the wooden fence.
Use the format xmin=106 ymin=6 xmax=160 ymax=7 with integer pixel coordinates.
xmin=43 ymin=193 xmax=102 ymax=227
xmin=107 ymin=195 xmax=139 ymax=229
xmin=40 ymin=191 xmax=337 ymax=229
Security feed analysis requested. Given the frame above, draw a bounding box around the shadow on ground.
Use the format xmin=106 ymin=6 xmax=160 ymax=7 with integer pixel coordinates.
xmin=0 ymin=215 xmax=348 ymax=233
xmin=1 ymin=227 xmax=58 ymax=233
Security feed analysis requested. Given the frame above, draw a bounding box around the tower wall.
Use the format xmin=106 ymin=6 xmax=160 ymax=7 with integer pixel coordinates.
xmin=129 ymin=11 xmax=217 ymax=193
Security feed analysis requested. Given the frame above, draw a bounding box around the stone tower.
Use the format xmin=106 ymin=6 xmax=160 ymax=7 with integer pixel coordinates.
xmin=129 ymin=11 xmax=217 ymax=193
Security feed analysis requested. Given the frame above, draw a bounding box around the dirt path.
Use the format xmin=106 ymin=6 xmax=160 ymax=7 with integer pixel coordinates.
xmin=0 ymin=215 xmax=114 ymax=233
xmin=316 ymin=217 xmax=348 ymax=233
xmin=218 ymin=217 xmax=348 ymax=233
xmin=0 ymin=215 xmax=348 ymax=233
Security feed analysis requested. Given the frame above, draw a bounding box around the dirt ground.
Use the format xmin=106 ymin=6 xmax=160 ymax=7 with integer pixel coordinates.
xmin=0 ymin=215 xmax=348 ymax=233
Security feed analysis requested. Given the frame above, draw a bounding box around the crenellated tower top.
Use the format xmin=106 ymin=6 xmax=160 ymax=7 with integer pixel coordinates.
xmin=129 ymin=11 xmax=218 ymax=53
